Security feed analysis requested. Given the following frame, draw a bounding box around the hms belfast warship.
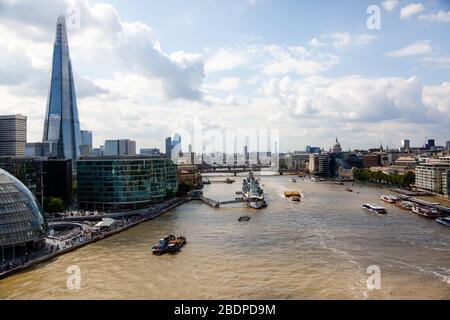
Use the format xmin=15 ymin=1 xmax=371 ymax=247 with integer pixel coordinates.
xmin=242 ymin=172 xmax=267 ymax=209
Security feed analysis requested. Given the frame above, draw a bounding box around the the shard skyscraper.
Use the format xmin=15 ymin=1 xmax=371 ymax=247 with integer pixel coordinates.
xmin=43 ymin=16 xmax=82 ymax=161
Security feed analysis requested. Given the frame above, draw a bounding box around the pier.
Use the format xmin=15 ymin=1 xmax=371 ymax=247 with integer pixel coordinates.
xmin=190 ymin=191 xmax=245 ymax=208
xmin=398 ymin=195 xmax=450 ymax=215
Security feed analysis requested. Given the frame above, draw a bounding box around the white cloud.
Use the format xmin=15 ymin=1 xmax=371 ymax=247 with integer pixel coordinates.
xmin=423 ymin=82 xmax=450 ymax=114
xmin=385 ymin=40 xmax=433 ymax=57
xmin=308 ymin=38 xmax=326 ymax=48
xmin=322 ymin=33 xmax=377 ymax=49
xmin=204 ymin=77 xmax=241 ymax=91
xmin=0 ymin=0 xmax=205 ymax=101
xmin=382 ymin=0 xmax=399 ymax=12
xmin=206 ymin=44 xmax=340 ymax=77
xmin=400 ymin=3 xmax=425 ymax=20
xmin=205 ymin=48 xmax=249 ymax=73
xmin=0 ymin=0 xmax=448 ymax=150
xmin=421 ymin=56 xmax=450 ymax=69
xmin=262 ymin=75 xmax=449 ymax=124
xmin=419 ymin=10 xmax=450 ymax=23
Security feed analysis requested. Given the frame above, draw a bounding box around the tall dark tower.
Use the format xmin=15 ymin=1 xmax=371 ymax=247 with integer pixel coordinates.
xmin=43 ymin=16 xmax=82 ymax=161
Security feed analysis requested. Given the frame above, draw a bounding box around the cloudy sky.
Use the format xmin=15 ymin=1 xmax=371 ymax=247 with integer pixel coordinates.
xmin=0 ymin=0 xmax=449 ymax=152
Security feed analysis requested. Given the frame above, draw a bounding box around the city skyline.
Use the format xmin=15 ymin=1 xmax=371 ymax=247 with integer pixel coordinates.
xmin=0 ymin=0 xmax=449 ymax=152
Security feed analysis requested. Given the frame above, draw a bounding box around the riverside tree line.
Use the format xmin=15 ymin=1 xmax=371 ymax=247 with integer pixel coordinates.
xmin=353 ymin=168 xmax=415 ymax=188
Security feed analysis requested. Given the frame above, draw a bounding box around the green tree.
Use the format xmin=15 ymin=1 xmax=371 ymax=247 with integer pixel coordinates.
xmin=45 ymin=197 xmax=65 ymax=214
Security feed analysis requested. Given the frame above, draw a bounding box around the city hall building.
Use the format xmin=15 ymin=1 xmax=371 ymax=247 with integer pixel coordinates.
xmin=0 ymin=169 xmax=48 ymax=262
xmin=77 ymin=157 xmax=178 ymax=211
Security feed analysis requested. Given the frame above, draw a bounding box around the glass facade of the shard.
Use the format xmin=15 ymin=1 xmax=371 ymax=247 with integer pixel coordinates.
xmin=42 ymin=16 xmax=82 ymax=161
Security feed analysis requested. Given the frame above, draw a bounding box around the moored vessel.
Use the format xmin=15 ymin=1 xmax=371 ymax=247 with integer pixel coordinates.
xmin=242 ymin=172 xmax=266 ymax=209
xmin=381 ymin=195 xmax=398 ymax=204
xmin=412 ymin=204 xmax=441 ymax=219
xmin=396 ymin=200 xmax=414 ymax=211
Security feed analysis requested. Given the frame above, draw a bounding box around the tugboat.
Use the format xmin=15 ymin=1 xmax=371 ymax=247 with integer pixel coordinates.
xmin=381 ymin=195 xmax=398 ymax=204
xmin=238 ymin=216 xmax=251 ymax=222
xmin=361 ymin=203 xmax=387 ymax=215
xmin=242 ymin=172 xmax=266 ymax=209
xmin=152 ymin=235 xmax=187 ymax=255
xmin=412 ymin=204 xmax=441 ymax=219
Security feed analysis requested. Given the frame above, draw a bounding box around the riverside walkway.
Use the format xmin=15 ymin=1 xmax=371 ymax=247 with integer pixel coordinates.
xmin=0 ymin=198 xmax=186 ymax=280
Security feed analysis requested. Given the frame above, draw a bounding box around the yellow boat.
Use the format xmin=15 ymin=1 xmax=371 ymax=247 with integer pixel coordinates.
xmin=284 ymin=191 xmax=301 ymax=198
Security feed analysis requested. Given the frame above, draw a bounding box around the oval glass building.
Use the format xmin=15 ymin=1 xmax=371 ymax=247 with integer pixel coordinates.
xmin=0 ymin=168 xmax=48 ymax=262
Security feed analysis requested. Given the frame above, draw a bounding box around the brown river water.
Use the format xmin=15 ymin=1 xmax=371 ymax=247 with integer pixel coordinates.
xmin=1 ymin=175 xmax=449 ymax=299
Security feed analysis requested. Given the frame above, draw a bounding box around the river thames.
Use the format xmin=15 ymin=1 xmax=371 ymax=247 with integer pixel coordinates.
xmin=1 ymin=175 xmax=449 ymax=299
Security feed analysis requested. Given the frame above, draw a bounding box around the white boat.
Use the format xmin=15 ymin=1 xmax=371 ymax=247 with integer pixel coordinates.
xmin=396 ymin=200 xmax=414 ymax=211
xmin=380 ymin=195 xmax=398 ymax=204
xmin=436 ymin=217 xmax=450 ymax=227
xmin=289 ymin=178 xmax=297 ymax=183
xmin=361 ymin=203 xmax=387 ymax=215
xmin=412 ymin=204 xmax=440 ymax=219
xmin=242 ymin=172 xmax=266 ymax=209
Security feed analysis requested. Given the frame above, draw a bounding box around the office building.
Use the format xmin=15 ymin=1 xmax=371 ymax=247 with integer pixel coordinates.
xmin=0 ymin=115 xmax=27 ymax=156
xmin=77 ymin=157 xmax=178 ymax=211
xmin=446 ymin=141 xmax=450 ymax=151
xmin=165 ymin=137 xmax=172 ymax=158
xmin=426 ymin=139 xmax=435 ymax=150
xmin=24 ymin=142 xmax=57 ymax=157
xmin=0 ymin=157 xmax=72 ymax=205
xmin=0 ymin=168 xmax=49 ymax=261
xmin=415 ymin=157 xmax=450 ymax=198
xmin=80 ymin=130 xmax=93 ymax=156
xmin=401 ymin=139 xmax=411 ymax=150
xmin=363 ymin=154 xmax=382 ymax=168
xmin=81 ymin=130 xmax=93 ymax=147
xmin=104 ymin=139 xmax=136 ymax=156
xmin=42 ymin=16 xmax=82 ymax=161
xmin=305 ymin=146 xmax=321 ymax=154
xmin=140 ymin=148 xmax=160 ymax=157
xmin=171 ymin=134 xmax=182 ymax=158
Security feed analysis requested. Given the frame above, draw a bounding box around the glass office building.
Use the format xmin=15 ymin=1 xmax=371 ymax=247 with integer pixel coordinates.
xmin=0 ymin=169 xmax=48 ymax=261
xmin=42 ymin=16 xmax=82 ymax=161
xmin=77 ymin=157 xmax=178 ymax=211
